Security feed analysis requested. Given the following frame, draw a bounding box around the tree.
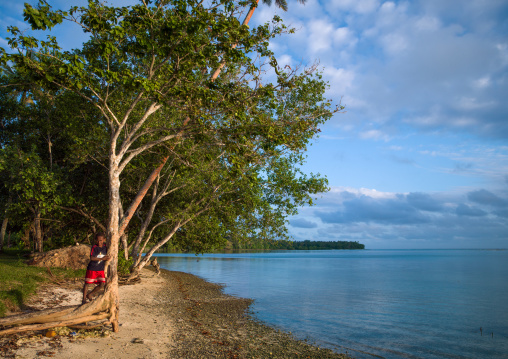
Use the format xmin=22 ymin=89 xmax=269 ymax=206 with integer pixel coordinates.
xmin=0 ymin=0 xmax=340 ymax=334
xmin=0 ymin=65 xmax=108 ymax=251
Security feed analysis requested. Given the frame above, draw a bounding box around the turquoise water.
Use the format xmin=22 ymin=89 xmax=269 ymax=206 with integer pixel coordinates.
xmin=155 ymin=249 xmax=508 ymax=358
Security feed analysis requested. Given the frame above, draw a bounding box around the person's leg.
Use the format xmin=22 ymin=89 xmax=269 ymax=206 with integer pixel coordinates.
xmin=87 ymin=280 xmax=106 ymax=300
xmin=82 ymin=283 xmax=91 ymax=304
xmin=87 ymin=283 xmax=101 ymax=298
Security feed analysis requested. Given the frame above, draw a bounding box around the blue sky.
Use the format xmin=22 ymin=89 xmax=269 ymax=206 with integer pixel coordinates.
xmin=1 ymin=0 xmax=507 ymax=249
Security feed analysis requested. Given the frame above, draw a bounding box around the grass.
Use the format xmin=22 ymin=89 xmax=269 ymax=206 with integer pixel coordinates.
xmin=0 ymin=250 xmax=85 ymax=317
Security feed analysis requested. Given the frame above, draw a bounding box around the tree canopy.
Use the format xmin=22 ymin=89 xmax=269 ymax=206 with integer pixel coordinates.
xmin=0 ymin=0 xmax=342 ymax=333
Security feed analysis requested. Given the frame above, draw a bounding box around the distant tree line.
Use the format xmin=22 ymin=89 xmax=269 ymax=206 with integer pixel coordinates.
xmin=161 ymin=238 xmax=364 ymax=252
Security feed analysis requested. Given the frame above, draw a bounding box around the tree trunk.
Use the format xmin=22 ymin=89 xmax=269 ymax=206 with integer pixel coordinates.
xmin=0 ymin=217 xmax=7 ymax=252
xmin=0 ymin=197 xmax=11 ymax=252
xmin=121 ymin=233 xmax=129 ymax=260
xmin=118 ymin=203 xmax=129 ymax=260
xmin=128 ymin=225 xmax=179 ymax=280
xmin=34 ymin=209 xmax=43 ymax=253
xmin=105 ymin=167 xmax=121 ymax=332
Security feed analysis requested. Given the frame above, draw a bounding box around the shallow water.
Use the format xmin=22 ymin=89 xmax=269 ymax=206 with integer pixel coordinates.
xmin=155 ymin=249 xmax=508 ymax=358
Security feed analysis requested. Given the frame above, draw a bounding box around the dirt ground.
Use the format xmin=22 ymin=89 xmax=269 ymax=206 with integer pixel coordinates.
xmin=1 ymin=268 xmax=351 ymax=359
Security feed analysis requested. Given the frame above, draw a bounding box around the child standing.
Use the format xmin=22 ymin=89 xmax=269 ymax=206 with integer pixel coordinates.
xmin=82 ymin=233 xmax=110 ymax=304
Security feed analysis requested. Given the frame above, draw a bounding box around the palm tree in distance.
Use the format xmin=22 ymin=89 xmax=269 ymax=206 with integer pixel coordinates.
xmin=211 ymin=0 xmax=305 ymax=80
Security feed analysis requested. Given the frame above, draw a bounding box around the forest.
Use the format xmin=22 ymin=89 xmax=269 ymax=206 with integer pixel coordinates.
xmin=164 ymin=238 xmax=364 ymax=251
xmin=0 ymin=0 xmax=344 ymax=333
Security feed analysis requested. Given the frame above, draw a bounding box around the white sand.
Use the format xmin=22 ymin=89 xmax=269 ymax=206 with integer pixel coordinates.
xmin=13 ymin=269 xmax=174 ymax=359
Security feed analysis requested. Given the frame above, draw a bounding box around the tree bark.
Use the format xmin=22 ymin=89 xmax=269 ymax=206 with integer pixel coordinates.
xmin=106 ymin=165 xmax=121 ymax=332
xmin=0 ymin=313 xmax=109 ymax=336
xmin=34 ymin=209 xmax=43 ymax=253
xmin=0 ymin=217 xmax=7 ymax=252
xmin=0 ymin=197 xmax=11 ymax=252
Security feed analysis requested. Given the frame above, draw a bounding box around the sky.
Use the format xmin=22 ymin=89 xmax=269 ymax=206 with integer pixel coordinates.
xmin=1 ymin=0 xmax=507 ymax=249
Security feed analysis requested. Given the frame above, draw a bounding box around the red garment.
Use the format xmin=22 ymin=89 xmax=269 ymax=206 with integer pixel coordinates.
xmin=85 ymin=270 xmax=106 ymax=284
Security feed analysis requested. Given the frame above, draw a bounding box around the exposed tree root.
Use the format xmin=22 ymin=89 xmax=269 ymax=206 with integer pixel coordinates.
xmin=0 ymin=288 xmax=118 ymax=336
xmin=0 ymin=306 xmax=77 ymax=327
xmin=0 ymin=313 xmax=109 ymax=335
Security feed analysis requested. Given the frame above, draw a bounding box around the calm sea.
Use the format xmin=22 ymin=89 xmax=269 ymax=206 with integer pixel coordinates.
xmin=154 ymin=249 xmax=508 ymax=359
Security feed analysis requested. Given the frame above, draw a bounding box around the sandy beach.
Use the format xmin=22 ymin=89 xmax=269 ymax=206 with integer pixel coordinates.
xmin=1 ymin=267 xmax=350 ymax=358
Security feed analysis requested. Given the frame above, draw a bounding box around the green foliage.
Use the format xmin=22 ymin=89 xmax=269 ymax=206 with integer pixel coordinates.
xmin=224 ymin=238 xmax=365 ymax=251
xmin=0 ymin=0 xmax=343 ymax=266
xmin=117 ymin=251 xmax=133 ymax=276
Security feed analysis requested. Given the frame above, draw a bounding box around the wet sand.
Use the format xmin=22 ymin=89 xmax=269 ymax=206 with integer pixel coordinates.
xmin=2 ymin=267 xmax=351 ymax=358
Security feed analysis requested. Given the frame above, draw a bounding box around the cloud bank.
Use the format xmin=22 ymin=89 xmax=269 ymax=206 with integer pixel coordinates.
xmin=289 ymin=186 xmax=508 ymax=249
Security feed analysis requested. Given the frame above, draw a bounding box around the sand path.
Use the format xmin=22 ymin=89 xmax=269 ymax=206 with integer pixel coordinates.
xmin=13 ymin=269 xmax=174 ymax=359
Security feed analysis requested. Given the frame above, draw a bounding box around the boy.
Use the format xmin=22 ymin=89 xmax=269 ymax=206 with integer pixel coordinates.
xmin=82 ymin=233 xmax=110 ymax=304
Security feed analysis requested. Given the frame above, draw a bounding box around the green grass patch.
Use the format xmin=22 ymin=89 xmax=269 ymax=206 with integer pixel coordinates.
xmin=0 ymin=251 xmax=85 ymax=317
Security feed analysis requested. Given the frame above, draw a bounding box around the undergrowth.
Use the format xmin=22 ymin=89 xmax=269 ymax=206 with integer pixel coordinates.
xmin=0 ymin=251 xmax=85 ymax=317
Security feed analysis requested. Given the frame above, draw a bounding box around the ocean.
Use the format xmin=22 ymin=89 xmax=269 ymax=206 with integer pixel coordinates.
xmin=154 ymin=249 xmax=508 ymax=358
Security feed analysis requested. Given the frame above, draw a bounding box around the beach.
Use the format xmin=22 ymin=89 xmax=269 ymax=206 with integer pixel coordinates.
xmin=2 ymin=267 xmax=349 ymax=358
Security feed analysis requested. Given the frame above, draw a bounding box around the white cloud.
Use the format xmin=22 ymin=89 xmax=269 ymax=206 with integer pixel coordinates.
xmin=329 ymin=0 xmax=380 ymax=14
xmin=473 ymin=76 xmax=491 ymax=89
xmin=380 ymin=32 xmax=408 ymax=55
xmin=359 ymin=129 xmax=391 ymax=141
xmin=333 ymin=27 xmax=356 ymax=47
xmin=454 ymin=97 xmax=496 ymax=111
xmin=290 ymin=185 xmax=508 ymax=248
xmin=414 ymin=16 xmax=441 ymax=32
xmin=277 ymin=54 xmax=293 ymax=68
xmin=308 ymin=19 xmax=335 ymax=53
xmin=322 ymin=66 xmax=355 ymax=97
xmin=329 ymin=186 xmax=398 ymax=199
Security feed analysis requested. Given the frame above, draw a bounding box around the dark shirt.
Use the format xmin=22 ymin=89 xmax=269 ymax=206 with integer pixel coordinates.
xmin=87 ymin=244 xmax=108 ymax=271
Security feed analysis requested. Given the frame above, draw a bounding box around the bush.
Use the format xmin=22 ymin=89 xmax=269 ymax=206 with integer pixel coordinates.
xmin=117 ymin=251 xmax=133 ymax=276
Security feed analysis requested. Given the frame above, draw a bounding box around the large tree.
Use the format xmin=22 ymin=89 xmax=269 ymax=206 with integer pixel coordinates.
xmin=0 ymin=0 xmax=340 ymax=334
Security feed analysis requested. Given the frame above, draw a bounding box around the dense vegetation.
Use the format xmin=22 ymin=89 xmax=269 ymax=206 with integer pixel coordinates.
xmin=0 ymin=0 xmax=363 ymax=333
xmin=164 ymin=238 xmax=364 ymax=251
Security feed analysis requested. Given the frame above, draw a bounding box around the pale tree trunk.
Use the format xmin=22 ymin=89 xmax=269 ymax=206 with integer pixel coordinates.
xmin=118 ymin=203 xmax=129 ymax=260
xmin=121 ymin=233 xmax=129 ymax=260
xmin=130 ymin=177 xmax=163 ymax=268
xmin=105 ymin=164 xmax=121 ymax=332
xmin=128 ymin=199 xmax=212 ymax=281
xmin=34 ymin=209 xmax=43 ymax=253
xmin=128 ymin=223 xmax=180 ymax=280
